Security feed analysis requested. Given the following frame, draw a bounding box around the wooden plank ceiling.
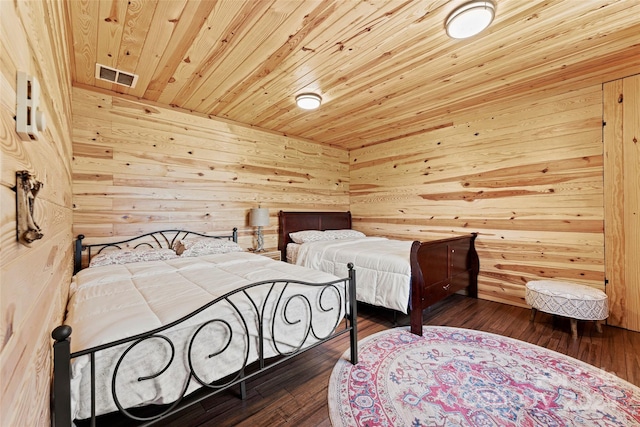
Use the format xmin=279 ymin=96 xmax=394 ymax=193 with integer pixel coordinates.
xmin=68 ymin=0 xmax=640 ymax=150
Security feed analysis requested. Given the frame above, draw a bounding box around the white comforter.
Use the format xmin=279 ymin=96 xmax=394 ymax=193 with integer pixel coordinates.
xmin=66 ymin=252 xmax=343 ymax=420
xmin=294 ymin=237 xmax=412 ymax=313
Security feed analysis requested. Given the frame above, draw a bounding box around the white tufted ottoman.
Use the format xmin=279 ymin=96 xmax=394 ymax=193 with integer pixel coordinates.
xmin=525 ymin=280 xmax=608 ymax=340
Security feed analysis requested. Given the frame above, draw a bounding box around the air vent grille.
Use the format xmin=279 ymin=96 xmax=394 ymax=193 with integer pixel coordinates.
xmin=95 ymin=64 xmax=138 ymax=88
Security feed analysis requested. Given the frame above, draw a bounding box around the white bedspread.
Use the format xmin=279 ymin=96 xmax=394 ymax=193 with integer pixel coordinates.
xmin=66 ymin=252 xmax=343 ymax=420
xmin=293 ymin=237 xmax=412 ymax=313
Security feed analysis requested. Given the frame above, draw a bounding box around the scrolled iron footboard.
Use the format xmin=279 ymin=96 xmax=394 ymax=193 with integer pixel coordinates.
xmin=52 ymin=264 xmax=357 ymax=426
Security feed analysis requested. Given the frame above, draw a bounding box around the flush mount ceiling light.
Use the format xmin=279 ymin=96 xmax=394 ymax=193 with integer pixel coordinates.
xmin=446 ymin=1 xmax=496 ymax=39
xmin=295 ymin=93 xmax=322 ymax=110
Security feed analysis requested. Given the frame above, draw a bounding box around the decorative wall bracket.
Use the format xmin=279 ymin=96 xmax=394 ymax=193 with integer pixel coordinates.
xmin=16 ymin=171 xmax=44 ymax=246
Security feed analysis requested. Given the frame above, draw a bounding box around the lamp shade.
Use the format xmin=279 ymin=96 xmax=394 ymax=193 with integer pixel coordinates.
xmin=249 ymin=208 xmax=270 ymax=227
xmin=446 ymin=1 xmax=495 ymax=39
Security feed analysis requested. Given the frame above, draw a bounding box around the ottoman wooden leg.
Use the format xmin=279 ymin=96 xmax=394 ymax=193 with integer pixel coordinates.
xmin=530 ymin=308 xmax=537 ymax=322
xmin=595 ymin=319 xmax=604 ymax=333
xmin=570 ymin=318 xmax=578 ymax=340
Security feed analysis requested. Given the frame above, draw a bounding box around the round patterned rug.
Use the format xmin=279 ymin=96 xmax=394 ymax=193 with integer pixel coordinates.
xmin=328 ymin=326 xmax=640 ymax=426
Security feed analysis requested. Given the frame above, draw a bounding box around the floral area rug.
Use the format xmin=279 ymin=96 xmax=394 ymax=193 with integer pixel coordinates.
xmin=328 ymin=326 xmax=640 ymax=426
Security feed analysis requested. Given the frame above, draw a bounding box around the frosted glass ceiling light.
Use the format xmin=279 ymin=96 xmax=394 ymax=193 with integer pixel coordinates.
xmin=446 ymin=1 xmax=495 ymax=39
xmin=295 ymin=93 xmax=322 ymax=109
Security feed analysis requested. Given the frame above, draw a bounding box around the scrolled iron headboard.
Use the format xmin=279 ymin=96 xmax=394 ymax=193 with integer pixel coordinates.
xmin=74 ymin=228 xmax=238 ymax=274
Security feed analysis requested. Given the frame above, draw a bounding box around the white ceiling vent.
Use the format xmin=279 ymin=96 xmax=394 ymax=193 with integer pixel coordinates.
xmin=95 ymin=64 xmax=138 ymax=88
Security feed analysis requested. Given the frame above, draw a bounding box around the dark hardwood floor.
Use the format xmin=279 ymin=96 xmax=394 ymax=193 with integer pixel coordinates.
xmin=95 ymin=295 xmax=640 ymax=427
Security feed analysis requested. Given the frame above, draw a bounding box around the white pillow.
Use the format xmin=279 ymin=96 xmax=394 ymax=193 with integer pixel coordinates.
xmin=289 ymin=230 xmax=333 ymax=244
xmin=175 ymin=238 xmax=244 ymax=257
xmin=324 ymin=229 xmax=366 ymax=239
xmin=89 ymin=248 xmax=179 ymax=268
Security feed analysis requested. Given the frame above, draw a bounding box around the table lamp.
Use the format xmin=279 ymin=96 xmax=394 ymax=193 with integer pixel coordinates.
xmin=249 ymin=207 xmax=269 ymax=252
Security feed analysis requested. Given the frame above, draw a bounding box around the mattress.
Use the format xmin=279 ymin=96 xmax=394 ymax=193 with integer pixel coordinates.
xmin=66 ymin=251 xmax=344 ymax=420
xmin=292 ymin=237 xmax=412 ymax=313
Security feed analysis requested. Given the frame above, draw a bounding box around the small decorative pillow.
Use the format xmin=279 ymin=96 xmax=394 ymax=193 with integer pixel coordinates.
xmin=324 ymin=229 xmax=366 ymax=239
xmin=289 ymin=230 xmax=334 ymax=244
xmin=175 ymin=238 xmax=244 ymax=257
xmin=89 ymin=249 xmax=179 ymax=268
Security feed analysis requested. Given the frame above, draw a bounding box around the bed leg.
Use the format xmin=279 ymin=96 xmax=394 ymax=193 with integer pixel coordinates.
xmin=52 ymin=325 xmax=73 ymax=427
xmin=410 ymin=309 xmax=423 ymax=336
xmin=235 ymin=368 xmax=246 ymax=399
xmin=240 ymin=380 xmax=246 ymax=400
xmin=468 ymin=233 xmax=480 ymax=299
xmin=349 ymin=316 xmax=358 ymax=366
xmin=348 ymin=264 xmax=358 ymax=365
xmin=409 ymin=241 xmax=424 ymax=336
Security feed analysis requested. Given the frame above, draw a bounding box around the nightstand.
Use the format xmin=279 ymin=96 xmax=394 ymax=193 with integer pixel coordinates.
xmin=249 ymin=250 xmax=281 ymax=261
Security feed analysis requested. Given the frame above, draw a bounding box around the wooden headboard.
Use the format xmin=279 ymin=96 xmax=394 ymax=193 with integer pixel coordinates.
xmin=278 ymin=211 xmax=352 ymax=261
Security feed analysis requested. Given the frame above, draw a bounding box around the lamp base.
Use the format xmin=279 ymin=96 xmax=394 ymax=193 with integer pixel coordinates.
xmin=254 ymin=226 xmax=265 ymax=252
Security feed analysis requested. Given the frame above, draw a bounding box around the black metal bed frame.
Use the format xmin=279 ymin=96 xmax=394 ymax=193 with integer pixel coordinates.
xmin=73 ymin=229 xmax=240 ymax=274
xmin=53 ymin=230 xmax=358 ymax=426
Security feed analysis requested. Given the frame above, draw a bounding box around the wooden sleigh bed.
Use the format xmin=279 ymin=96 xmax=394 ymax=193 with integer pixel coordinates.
xmin=52 ymin=229 xmax=357 ymax=426
xmin=278 ymin=211 xmax=480 ymax=336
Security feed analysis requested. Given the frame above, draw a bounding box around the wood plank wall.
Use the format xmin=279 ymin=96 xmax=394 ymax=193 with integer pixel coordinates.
xmin=71 ymin=86 xmax=349 ymax=250
xmin=350 ymin=85 xmax=606 ymax=308
xmin=0 ymin=1 xmax=73 ymax=426
xmin=604 ymin=74 xmax=640 ymax=332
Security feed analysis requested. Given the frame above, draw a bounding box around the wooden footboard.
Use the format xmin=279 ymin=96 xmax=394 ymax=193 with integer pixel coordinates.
xmin=278 ymin=211 xmax=480 ymax=335
xmin=409 ymin=233 xmax=479 ymax=335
